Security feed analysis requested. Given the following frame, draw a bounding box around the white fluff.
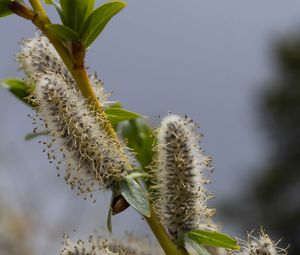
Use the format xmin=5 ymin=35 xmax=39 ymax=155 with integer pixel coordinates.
xmin=154 ymin=114 xmax=215 ymax=246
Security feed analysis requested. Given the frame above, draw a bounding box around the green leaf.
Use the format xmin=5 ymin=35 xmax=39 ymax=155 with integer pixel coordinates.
xmin=0 ymin=0 xmax=13 ymax=17
xmin=45 ymin=24 xmax=80 ymax=42
xmin=44 ymin=0 xmax=54 ymax=4
xmin=79 ymin=1 xmax=126 ymax=48
xmin=119 ymin=176 xmax=150 ymax=217
xmin=186 ymin=230 xmax=240 ymax=250
xmin=106 ymin=193 xmax=114 ymax=233
xmin=105 ymin=107 xmax=141 ymax=125
xmin=185 ymin=236 xmax=211 ymax=255
xmin=119 ymin=119 xmax=155 ymax=168
xmin=59 ymin=0 xmax=95 ymax=31
xmin=1 ymin=78 xmax=33 ymax=106
xmin=24 ymin=131 xmax=49 ymax=141
xmin=107 ymin=207 xmax=112 ymax=233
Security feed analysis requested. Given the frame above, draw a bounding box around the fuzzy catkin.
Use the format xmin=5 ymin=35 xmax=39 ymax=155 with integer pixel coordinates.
xmin=154 ymin=114 xmax=215 ymax=246
xmin=60 ymin=234 xmax=164 ymax=255
xmin=18 ymin=34 xmax=110 ymax=107
xmin=30 ymin=72 xmax=129 ymax=196
xmin=231 ymin=230 xmax=287 ymax=255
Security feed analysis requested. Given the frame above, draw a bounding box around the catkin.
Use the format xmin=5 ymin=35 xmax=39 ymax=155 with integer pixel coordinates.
xmin=17 ymin=34 xmax=130 ymax=198
xmin=153 ymin=114 xmax=215 ymax=246
xmin=60 ymin=234 xmax=163 ymax=255
xmin=231 ymin=230 xmax=287 ymax=255
xmin=30 ymin=72 xmax=129 ymax=195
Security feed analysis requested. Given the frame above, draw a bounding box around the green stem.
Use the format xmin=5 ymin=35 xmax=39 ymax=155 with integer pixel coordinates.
xmin=10 ymin=1 xmax=188 ymax=254
xmin=145 ymin=207 xmax=188 ymax=255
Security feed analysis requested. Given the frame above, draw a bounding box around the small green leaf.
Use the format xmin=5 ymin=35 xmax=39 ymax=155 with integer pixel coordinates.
xmin=79 ymin=1 xmax=126 ymax=48
xmin=1 ymin=78 xmax=33 ymax=106
xmin=0 ymin=0 xmax=13 ymax=17
xmin=105 ymin=107 xmax=141 ymax=124
xmin=59 ymin=0 xmax=95 ymax=31
xmin=107 ymin=207 xmax=112 ymax=233
xmin=119 ymin=176 xmax=150 ymax=217
xmin=119 ymin=119 xmax=155 ymax=168
xmin=186 ymin=230 xmax=240 ymax=250
xmin=24 ymin=131 xmax=49 ymax=141
xmin=44 ymin=0 xmax=54 ymax=4
xmin=185 ymin=236 xmax=211 ymax=255
xmin=45 ymin=24 xmax=81 ymax=42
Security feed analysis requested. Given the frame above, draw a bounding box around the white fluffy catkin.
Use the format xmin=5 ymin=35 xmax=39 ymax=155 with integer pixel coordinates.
xmin=231 ymin=230 xmax=288 ymax=255
xmin=60 ymin=234 xmax=164 ymax=255
xmin=154 ymin=114 xmax=215 ymax=246
xmin=17 ymin=34 xmax=128 ymax=198
xmin=30 ymin=72 xmax=129 ymax=197
xmin=17 ymin=34 xmax=110 ymax=107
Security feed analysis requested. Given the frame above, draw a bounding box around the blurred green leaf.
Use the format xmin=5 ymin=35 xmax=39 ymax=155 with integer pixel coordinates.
xmin=44 ymin=0 xmax=54 ymax=4
xmin=106 ymin=192 xmax=113 ymax=233
xmin=59 ymin=0 xmax=95 ymax=31
xmin=45 ymin=24 xmax=80 ymax=42
xmin=1 ymin=78 xmax=33 ymax=106
xmin=107 ymin=207 xmax=112 ymax=233
xmin=119 ymin=119 xmax=155 ymax=168
xmin=79 ymin=1 xmax=126 ymax=48
xmin=119 ymin=176 xmax=150 ymax=217
xmin=0 ymin=0 xmax=13 ymax=17
xmin=105 ymin=107 xmax=141 ymax=124
xmin=185 ymin=236 xmax=211 ymax=255
xmin=186 ymin=230 xmax=240 ymax=250
xmin=24 ymin=131 xmax=49 ymax=141
xmin=107 ymin=101 xmax=122 ymax=109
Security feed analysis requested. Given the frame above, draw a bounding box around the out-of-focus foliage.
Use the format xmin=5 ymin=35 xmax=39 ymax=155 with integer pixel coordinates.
xmin=223 ymin=33 xmax=300 ymax=255
xmin=0 ymin=199 xmax=33 ymax=255
xmin=119 ymin=119 xmax=155 ymax=169
xmin=252 ymin=35 xmax=300 ymax=254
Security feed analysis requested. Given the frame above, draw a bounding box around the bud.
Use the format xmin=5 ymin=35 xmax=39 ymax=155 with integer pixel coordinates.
xmin=153 ymin=114 xmax=215 ymax=246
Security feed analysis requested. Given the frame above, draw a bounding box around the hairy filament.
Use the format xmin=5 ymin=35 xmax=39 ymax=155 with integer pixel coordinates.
xmin=232 ymin=229 xmax=288 ymax=255
xmin=153 ymin=114 xmax=215 ymax=246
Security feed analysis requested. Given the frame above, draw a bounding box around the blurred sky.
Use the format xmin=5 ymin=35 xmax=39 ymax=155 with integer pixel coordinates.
xmin=1 ymin=0 xmax=300 ymax=254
